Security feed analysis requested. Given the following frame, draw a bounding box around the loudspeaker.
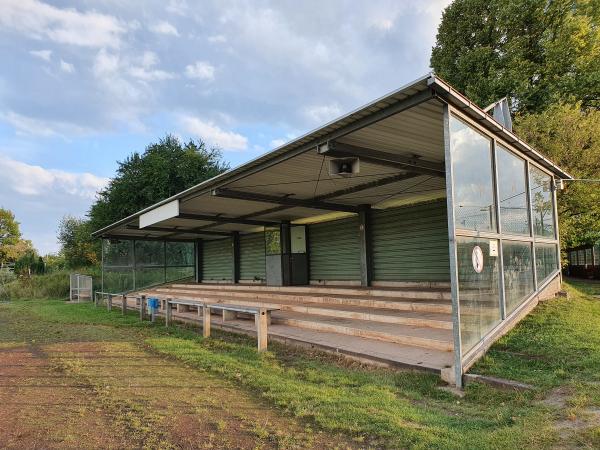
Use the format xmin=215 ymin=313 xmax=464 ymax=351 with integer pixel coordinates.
xmin=328 ymin=158 xmax=360 ymax=177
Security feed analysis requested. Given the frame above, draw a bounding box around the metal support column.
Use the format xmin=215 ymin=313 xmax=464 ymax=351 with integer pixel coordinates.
xmin=526 ymin=162 xmax=539 ymax=289
xmin=195 ymin=239 xmax=203 ymax=283
xmin=281 ymin=221 xmax=292 ymax=286
xmin=492 ymin=142 xmax=506 ymax=319
xmin=358 ymin=205 xmax=373 ymax=287
xmin=442 ymin=104 xmax=463 ymax=388
xmin=232 ymin=232 xmax=240 ymax=284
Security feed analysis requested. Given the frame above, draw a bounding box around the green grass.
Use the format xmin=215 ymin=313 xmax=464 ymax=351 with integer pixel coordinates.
xmin=2 ymin=280 xmax=600 ymax=449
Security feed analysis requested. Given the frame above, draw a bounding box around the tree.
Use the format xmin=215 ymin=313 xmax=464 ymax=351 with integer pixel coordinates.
xmin=57 ymin=216 xmax=98 ymax=268
xmin=0 ymin=208 xmax=25 ymax=265
xmin=88 ymin=135 xmax=229 ymax=233
xmin=516 ymin=103 xmax=600 ymax=246
xmin=431 ymin=0 xmax=600 ymax=114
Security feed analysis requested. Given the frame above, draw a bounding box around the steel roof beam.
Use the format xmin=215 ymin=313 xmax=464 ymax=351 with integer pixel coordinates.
xmin=127 ymin=225 xmax=231 ymax=237
xmin=212 ymin=188 xmax=360 ymax=213
xmin=318 ymin=141 xmax=445 ymax=177
xmin=177 ymin=212 xmax=278 ymax=227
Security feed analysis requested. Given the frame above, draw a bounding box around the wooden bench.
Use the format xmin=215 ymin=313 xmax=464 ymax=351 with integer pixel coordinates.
xmin=164 ymin=298 xmax=279 ymax=351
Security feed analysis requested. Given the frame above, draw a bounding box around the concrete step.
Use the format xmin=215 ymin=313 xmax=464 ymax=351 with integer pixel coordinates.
xmin=147 ymin=287 xmax=453 ymax=314
xmin=142 ymin=289 xmax=453 ymax=329
xmin=168 ymin=283 xmax=452 ymax=301
xmin=271 ymin=311 xmax=454 ymax=351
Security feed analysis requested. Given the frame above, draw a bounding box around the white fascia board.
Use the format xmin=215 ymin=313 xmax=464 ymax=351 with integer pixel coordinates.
xmin=139 ymin=200 xmax=179 ymax=229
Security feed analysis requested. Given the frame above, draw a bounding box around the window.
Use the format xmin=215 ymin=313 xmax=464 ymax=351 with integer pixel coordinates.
xmin=578 ymin=249 xmax=586 ymax=266
xmin=450 ymin=116 xmax=497 ymax=232
xmin=456 ymin=237 xmax=502 ymax=352
xmin=535 ymin=243 xmax=558 ymax=285
xmin=503 ymin=241 xmax=534 ymax=314
xmin=265 ymin=228 xmax=281 ymax=255
xmin=585 ymin=248 xmax=593 ymax=266
xmin=529 ymin=166 xmax=555 ymax=238
xmin=497 ymin=146 xmax=530 ymax=235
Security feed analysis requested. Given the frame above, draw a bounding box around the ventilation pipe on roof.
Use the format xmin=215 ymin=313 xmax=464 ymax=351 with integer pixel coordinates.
xmin=484 ymin=97 xmax=512 ymax=132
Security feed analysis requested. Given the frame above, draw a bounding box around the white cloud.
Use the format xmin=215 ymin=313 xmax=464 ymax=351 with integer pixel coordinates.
xmin=29 ymin=49 xmax=52 ymax=61
xmin=1 ymin=0 xmax=126 ymax=48
xmin=149 ymin=20 xmax=179 ymax=37
xmin=184 ymin=61 xmax=215 ymax=81
xmin=59 ymin=59 xmax=74 ymax=73
xmin=208 ymin=34 xmax=227 ymax=44
xmin=303 ymin=104 xmax=342 ymax=124
xmin=270 ymin=138 xmax=286 ymax=148
xmin=180 ymin=115 xmax=248 ymax=150
xmin=166 ymin=0 xmax=188 ymax=16
xmin=0 ymin=111 xmax=91 ymax=137
xmin=0 ymin=155 xmax=108 ymax=199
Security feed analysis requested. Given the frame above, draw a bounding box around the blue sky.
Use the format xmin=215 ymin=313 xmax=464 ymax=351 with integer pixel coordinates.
xmin=0 ymin=0 xmax=451 ymax=254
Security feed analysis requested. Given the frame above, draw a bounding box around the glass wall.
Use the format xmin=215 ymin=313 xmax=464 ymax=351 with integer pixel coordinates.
xmin=530 ymin=166 xmax=556 ymax=238
xmin=536 ymin=243 xmax=559 ymax=284
xmin=502 ymin=241 xmax=534 ymax=314
xmin=450 ymin=117 xmax=496 ymax=232
xmin=456 ymin=237 xmax=502 ymax=351
xmin=102 ymin=238 xmax=195 ymax=293
xmin=449 ymin=113 xmax=560 ymax=356
xmin=497 ymin=146 xmax=530 ymax=235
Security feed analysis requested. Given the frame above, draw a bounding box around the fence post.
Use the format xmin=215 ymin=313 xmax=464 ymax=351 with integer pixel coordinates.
xmin=121 ymin=294 xmax=127 ymax=315
xmin=107 ymin=294 xmax=112 ymax=312
xmin=140 ymin=295 xmax=146 ymax=321
xmin=165 ymin=298 xmax=172 ymax=327
xmin=94 ymin=292 xmax=98 ymax=307
xmin=202 ymin=305 xmax=211 ymax=337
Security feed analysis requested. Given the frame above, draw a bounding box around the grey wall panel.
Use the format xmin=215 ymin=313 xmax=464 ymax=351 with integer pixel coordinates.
xmin=372 ymin=200 xmax=450 ymax=281
xmin=308 ymin=217 xmax=361 ymax=281
xmin=239 ymin=232 xmax=266 ymax=281
xmin=202 ymin=238 xmax=232 ymax=281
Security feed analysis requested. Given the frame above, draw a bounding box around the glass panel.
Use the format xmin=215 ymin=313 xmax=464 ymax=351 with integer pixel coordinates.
xmin=578 ymin=250 xmax=585 ymax=266
xmin=496 ymin=146 xmax=530 ymax=235
xmin=103 ymin=268 xmax=134 ymax=293
xmin=135 ymin=267 xmax=165 ymax=289
xmin=135 ymin=241 xmax=165 ymax=267
xmin=535 ymin=243 xmax=558 ymax=285
xmin=166 ymin=242 xmax=194 ymax=266
xmin=103 ymin=239 xmax=133 ymax=267
xmin=503 ymin=241 xmax=534 ymax=314
xmin=457 ymin=237 xmax=502 ymax=352
xmin=529 ymin=166 xmax=555 ymax=238
xmin=265 ymin=228 xmax=281 ymax=255
xmin=166 ymin=266 xmax=194 ymax=282
xmin=585 ymin=248 xmax=593 ymax=265
xmin=450 ymin=116 xmax=496 ymax=232
xmin=595 ymin=244 xmax=600 ymax=265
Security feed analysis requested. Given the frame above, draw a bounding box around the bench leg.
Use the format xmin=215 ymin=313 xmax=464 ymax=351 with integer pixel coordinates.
xmin=222 ymin=310 xmax=236 ymax=321
xmin=165 ymin=299 xmax=172 ymax=327
xmin=121 ymin=295 xmax=127 ymax=315
xmin=202 ymin=306 xmax=211 ymax=338
xmin=255 ymin=308 xmax=268 ymax=352
xmin=140 ymin=295 xmax=146 ymax=321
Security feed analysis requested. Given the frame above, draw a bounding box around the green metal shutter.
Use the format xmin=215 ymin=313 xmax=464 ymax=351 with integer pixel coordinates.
xmin=372 ymin=200 xmax=450 ymax=282
xmin=308 ymin=217 xmax=361 ymax=281
xmin=239 ymin=232 xmax=266 ymax=282
xmin=202 ymin=238 xmax=232 ymax=281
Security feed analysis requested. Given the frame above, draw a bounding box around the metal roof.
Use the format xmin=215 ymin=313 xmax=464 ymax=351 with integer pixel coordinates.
xmin=93 ymin=73 xmax=572 ymax=241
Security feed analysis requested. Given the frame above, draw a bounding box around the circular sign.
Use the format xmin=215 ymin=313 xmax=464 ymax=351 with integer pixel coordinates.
xmin=472 ymin=246 xmax=484 ymax=273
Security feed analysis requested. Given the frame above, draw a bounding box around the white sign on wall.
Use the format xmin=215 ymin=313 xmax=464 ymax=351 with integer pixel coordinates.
xmin=139 ymin=200 xmax=179 ymax=229
xmin=472 ymin=246 xmax=484 ymax=273
xmin=489 ymin=240 xmax=498 ymax=257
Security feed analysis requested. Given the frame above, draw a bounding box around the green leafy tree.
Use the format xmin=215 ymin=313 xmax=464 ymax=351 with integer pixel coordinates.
xmin=516 ymin=103 xmax=600 ymax=246
xmin=88 ymin=134 xmax=228 ymax=233
xmin=0 ymin=208 xmax=27 ymax=265
xmin=57 ymin=216 xmax=98 ymax=268
xmin=431 ymin=0 xmax=600 ymax=114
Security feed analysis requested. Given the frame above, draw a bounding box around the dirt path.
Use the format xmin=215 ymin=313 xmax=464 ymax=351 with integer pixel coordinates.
xmin=0 ymin=340 xmax=354 ymax=449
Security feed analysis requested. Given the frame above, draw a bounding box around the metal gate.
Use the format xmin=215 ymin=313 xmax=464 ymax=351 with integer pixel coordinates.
xmin=371 ymin=200 xmax=450 ymax=282
xmin=202 ymin=238 xmax=232 ymax=281
xmin=239 ymin=232 xmax=266 ymax=282
xmin=308 ymin=217 xmax=361 ymax=282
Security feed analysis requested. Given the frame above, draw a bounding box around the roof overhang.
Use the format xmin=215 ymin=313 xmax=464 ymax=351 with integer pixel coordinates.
xmin=93 ymin=73 xmax=572 ymax=241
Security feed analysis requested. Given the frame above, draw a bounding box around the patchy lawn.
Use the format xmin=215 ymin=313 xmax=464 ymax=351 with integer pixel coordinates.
xmin=1 ymin=279 xmax=599 ymax=449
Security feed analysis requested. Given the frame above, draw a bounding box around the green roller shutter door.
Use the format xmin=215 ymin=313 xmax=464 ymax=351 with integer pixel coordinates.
xmin=308 ymin=217 xmax=361 ymax=281
xmin=202 ymin=238 xmax=232 ymax=281
xmin=239 ymin=232 xmax=266 ymax=281
xmin=372 ymin=200 xmax=450 ymax=282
